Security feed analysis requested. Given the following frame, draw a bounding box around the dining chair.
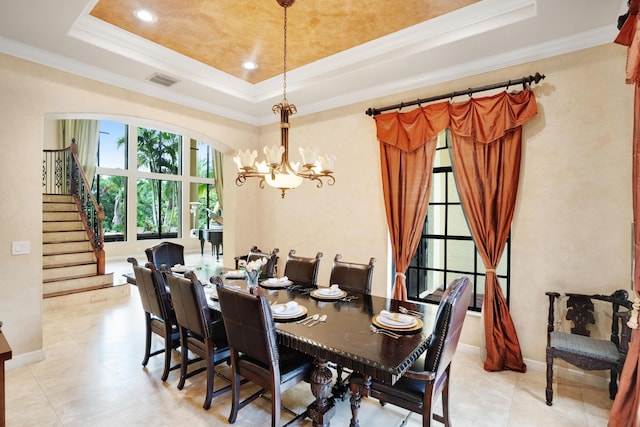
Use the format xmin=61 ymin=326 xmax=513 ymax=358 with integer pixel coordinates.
xmin=247 ymin=247 xmax=280 ymax=279
xmin=349 ymin=276 xmax=472 ymax=427
xmin=328 ymin=254 xmax=376 ymax=398
xmin=128 ymin=258 xmax=181 ymax=381
xmin=283 ymin=249 xmax=323 ymax=287
xmin=234 ymin=245 xmax=262 ymax=269
xmin=329 ymin=254 xmax=376 ymax=294
xmin=144 ymin=241 xmax=185 ymax=270
xmin=165 ymin=271 xmax=232 ymax=410
xmin=545 ymin=289 xmax=632 ymax=405
xmin=216 ymin=284 xmax=314 ymax=427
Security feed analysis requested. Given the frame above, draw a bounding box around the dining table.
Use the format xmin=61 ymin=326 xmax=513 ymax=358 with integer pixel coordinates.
xmin=126 ymin=264 xmax=436 ymax=427
xmin=209 ymin=273 xmax=437 ymax=427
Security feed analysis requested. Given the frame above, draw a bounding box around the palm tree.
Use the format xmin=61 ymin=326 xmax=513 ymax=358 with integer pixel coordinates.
xmin=119 ymin=128 xmax=182 ymax=235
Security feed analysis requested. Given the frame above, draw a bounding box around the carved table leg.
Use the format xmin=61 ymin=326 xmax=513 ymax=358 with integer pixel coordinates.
xmin=349 ymin=375 xmax=370 ymax=427
xmin=308 ymin=358 xmax=336 ymax=427
xmin=332 ymin=365 xmax=348 ymax=401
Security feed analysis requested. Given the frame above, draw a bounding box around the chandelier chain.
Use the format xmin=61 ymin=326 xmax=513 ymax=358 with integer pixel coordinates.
xmin=283 ymin=5 xmax=288 ymax=104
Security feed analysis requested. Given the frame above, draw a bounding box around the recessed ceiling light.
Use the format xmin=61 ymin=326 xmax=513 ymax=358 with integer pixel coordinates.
xmin=134 ymin=9 xmax=157 ymax=23
xmin=242 ymin=61 xmax=259 ymax=71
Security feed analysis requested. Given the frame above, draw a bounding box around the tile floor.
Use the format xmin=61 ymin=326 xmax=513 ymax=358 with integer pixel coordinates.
xmin=6 ymin=253 xmax=614 ymax=426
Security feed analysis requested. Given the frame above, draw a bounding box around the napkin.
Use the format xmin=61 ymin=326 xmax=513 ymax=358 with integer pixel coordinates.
xmin=379 ymin=310 xmax=413 ymax=325
xmin=319 ymin=284 xmax=340 ymax=295
xmin=224 ymin=270 xmax=246 ymax=277
xmin=267 ymin=276 xmax=289 ymax=284
xmin=272 ymin=301 xmax=298 ymax=314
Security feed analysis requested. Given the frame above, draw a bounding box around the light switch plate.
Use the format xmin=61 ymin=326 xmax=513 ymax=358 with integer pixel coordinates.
xmin=12 ymin=240 xmax=30 ymax=255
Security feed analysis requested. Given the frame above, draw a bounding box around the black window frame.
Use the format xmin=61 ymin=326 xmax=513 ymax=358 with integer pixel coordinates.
xmin=405 ymin=134 xmax=510 ymax=312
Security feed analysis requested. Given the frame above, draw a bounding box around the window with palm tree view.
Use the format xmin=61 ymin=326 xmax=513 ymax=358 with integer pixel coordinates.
xmin=92 ymin=119 xmax=220 ymax=242
xmin=405 ymin=131 xmax=510 ymax=312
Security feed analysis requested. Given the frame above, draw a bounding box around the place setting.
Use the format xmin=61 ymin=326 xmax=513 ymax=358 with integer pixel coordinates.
xmin=260 ymin=276 xmax=293 ymax=289
xmin=271 ymin=301 xmax=307 ymax=322
xmin=223 ymin=270 xmax=246 ymax=280
xmin=371 ymin=309 xmax=423 ymax=335
xmin=170 ymin=264 xmax=190 ymax=274
xmin=310 ymin=284 xmax=348 ymax=301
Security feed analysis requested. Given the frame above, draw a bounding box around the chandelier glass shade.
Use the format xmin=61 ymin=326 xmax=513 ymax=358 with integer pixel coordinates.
xmin=233 ymin=0 xmax=335 ymax=198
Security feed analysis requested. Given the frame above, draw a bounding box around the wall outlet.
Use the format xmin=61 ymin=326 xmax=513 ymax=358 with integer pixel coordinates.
xmin=11 ymin=240 xmax=30 ymax=255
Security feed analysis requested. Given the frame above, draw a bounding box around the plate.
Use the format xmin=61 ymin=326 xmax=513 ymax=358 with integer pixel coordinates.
xmin=260 ymin=279 xmax=293 ymax=289
xmin=310 ymin=288 xmax=347 ymax=300
xmin=377 ymin=314 xmax=417 ymax=328
xmin=372 ymin=314 xmax=423 ymax=333
xmin=272 ymin=304 xmax=307 ymax=320
xmin=171 ymin=266 xmax=189 ymax=273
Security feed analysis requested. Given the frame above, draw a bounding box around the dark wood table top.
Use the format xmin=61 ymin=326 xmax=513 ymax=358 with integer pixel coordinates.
xmin=209 ymin=277 xmax=436 ymax=386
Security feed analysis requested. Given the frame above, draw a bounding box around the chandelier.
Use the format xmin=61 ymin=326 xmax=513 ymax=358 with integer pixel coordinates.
xmin=233 ymin=0 xmax=335 ymax=198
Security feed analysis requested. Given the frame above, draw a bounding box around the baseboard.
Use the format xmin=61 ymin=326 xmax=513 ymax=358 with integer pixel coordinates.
xmin=5 ymin=349 xmax=45 ymax=371
xmin=456 ymin=343 xmax=609 ymax=389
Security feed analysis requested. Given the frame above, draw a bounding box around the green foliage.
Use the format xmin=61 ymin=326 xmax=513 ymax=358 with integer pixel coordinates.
xmin=92 ymin=175 xmax=126 ymax=234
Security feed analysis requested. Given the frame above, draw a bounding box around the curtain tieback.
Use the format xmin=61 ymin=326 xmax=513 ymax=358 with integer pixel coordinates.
xmin=395 ymin=272 xmax=406 ymax=279
xmin=628 ymin=297 xmax=640 ymax=330
xmin=486 ymin=269 xmax=496 ymax=273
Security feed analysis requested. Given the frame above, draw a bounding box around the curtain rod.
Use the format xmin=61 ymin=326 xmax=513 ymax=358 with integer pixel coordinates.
xmin=365 ymin=72 xmax=546 ymax=116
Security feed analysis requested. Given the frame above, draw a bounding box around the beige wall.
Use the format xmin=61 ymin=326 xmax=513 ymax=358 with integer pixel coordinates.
xmin=0 ymin=42 xmax=633 ymax=369
xmin=0 ymin=53 xmax=259 ymax=362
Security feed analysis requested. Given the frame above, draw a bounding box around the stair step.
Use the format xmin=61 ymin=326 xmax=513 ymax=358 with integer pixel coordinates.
xmin=42 ymin=193 xmax=108 ymax=300
xmin=43 ymin=274 xmax=115 ymax=298
xmin=43 ymin=211 xmax=81 ymax=222
xmin=44 ymin=251 xmax=95 ymax=267
xmin=43 ymin=194 xmax=74 ymax=203
xmin=43 ymin=282 xmax=130 ymax=307
xmin=44 ymin=241 xmax=93 ymax=255
xmin=43 ymin=263 xmax=97 ymax=281
xmin=43 ymin=202 xmax=77 ymax=212
xmin=43 ymin=221 xmax=84 ymax=232
xmin=43 ymin=230 xmax=88 ymax=243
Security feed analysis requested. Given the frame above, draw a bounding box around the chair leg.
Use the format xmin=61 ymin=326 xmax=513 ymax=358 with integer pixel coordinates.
xmin=609 ymin=367 xmax=618 ymax=400
xmin=423 ymin=383 xmax=433 ymax=427
xmin=203 ymin=348 xmax=215 ymax=410
xmin=229 ymin=370 xmax=240 ymax=423
xmin=161 ymin=326 xmax=172 ymax=381
xmin=177 ymin=329 xmax=188 ymax=390
xmin=142 ymin=314 xmax=152 ymax=366
xmin=271 ymin=384 xmax=281 ymax=427
xmin=441 ymin=374 xmax=450 ymax=427
xmin=545 ymin=353 xmax=554 ymax=406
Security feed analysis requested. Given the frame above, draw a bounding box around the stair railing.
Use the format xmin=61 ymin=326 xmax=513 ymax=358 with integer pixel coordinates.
xmin=42 ymin=139 xmax=105 ymax=275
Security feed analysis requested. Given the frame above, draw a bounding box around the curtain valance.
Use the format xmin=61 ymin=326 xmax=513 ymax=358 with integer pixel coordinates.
xmin=448 ymin=89 xmax=537 ymax=143
xmin=374 ymin=89 xmax=537 ymax=151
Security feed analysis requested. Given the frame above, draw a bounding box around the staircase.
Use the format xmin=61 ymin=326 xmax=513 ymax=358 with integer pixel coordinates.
xmin=43 ymin=194 xmax=113 ymax=298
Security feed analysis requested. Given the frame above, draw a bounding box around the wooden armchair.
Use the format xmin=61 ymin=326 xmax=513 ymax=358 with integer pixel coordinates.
xmin=545 ymin=289 xmax=632 ymax=406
